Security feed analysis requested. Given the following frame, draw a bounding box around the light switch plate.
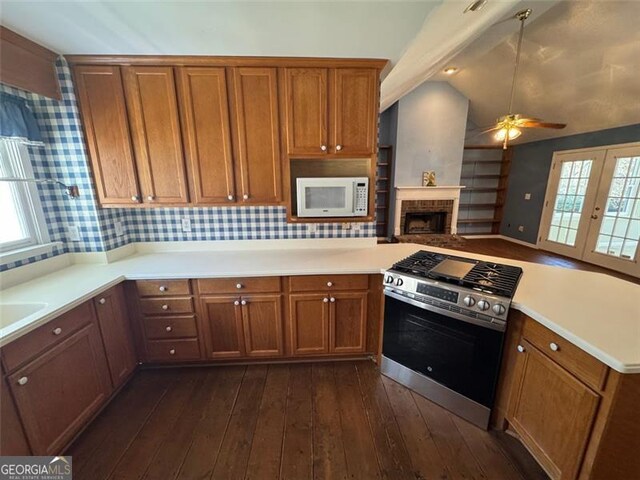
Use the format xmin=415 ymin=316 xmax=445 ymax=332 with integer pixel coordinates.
xmin=306 ymin=224 xmax=317 ymax=234
xmin=114 ymin=221 xmax=125 ymax=237
xmin=181 ymin=217 xmax=192 ymax=232
xmin=67 ymin=224 xmax=81 ymax=242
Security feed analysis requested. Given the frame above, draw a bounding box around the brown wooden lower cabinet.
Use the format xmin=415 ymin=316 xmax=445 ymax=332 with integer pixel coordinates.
xmin=330 ymin=291 xmax=367 ymax=353
xmin=289 ymin=293 xmax=330 ymax=355
xmin=8 ymin=321 xmax=112 ymax=455
xmin=200 ymin=295 xmax=246 ymax=359
xmin=94 ymin=284 xmax=137 ymax=388
xmin=0 ymin=375 xmax=31 ymax=455
xmin=241 ymin=294 xmax=283 ymax=357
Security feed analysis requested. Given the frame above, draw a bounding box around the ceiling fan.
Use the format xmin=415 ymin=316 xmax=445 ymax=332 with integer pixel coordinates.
xmin=473 ymin=8 xmax=567 ymax=149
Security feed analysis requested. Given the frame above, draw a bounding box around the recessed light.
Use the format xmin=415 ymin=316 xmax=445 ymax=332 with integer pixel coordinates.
xmin=443 ymin=67 xmax=459 ymax=75
xmin=464 ymin=0 xmax=487 ymax=13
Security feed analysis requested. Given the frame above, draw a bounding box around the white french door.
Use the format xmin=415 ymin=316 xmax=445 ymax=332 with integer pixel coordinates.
xmin=538 ymin=142 xmax=640 ymax=277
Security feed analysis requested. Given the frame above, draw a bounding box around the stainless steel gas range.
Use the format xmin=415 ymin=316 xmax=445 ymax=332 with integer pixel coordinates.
xmin=381 ymin=250 xmax=523 ymax=429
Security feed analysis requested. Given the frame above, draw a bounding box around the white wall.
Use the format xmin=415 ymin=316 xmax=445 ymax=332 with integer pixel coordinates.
xmin=394 ymin=81 xmax=469 ymax=187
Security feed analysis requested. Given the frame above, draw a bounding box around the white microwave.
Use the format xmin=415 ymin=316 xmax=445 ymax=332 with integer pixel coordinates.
xmin=296 ymin=177 xmax=369 ymax=218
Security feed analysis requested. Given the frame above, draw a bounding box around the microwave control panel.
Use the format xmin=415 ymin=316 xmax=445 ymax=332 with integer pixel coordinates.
xmin=354 ymin=182 xmax=368 ymax=215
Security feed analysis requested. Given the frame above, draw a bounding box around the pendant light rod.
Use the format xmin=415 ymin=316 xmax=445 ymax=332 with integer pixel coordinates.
xmin=507 ymin=9 xmax=531 ymax=115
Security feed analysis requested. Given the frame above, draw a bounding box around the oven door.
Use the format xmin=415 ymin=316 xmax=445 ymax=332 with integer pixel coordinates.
xmin=383 ymin=292 xmax=504 ymax=408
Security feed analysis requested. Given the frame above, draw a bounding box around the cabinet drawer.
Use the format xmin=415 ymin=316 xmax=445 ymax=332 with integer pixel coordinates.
xmin=139 ymin=297 xmax=194 ymax=316
xmin=2 ymin=302 xmax=94 ymax=373
xmin=197 ymin=277 xmax=281 ymax=294
xmin=289 ymin=274 xmax=369 ymax=292
xmin=136 ymin=279 xmax=191 ymax=297
xmin=145 ymin=338 xmax=201 ymax=362
xmin=142 ymin=316 xmax=198 ymax=339
xmin=522 ymin=318 xmax=608 ymax=391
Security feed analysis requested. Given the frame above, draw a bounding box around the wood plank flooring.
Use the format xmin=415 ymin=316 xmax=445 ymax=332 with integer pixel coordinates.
xmin=67 ymin=361 xmax=547 ymax=480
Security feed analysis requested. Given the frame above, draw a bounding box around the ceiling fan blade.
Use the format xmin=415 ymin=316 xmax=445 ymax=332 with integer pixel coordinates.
xmin=518 ymin=120 xmax=567 ymax=129
xmin=467 ymin=126 xmax=501 ymax=136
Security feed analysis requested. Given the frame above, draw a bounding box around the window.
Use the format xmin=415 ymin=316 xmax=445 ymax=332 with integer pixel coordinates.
xmin=0 ymin=139 xmax=54 ymax=263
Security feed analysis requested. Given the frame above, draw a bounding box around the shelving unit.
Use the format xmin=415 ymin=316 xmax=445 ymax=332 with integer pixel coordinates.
xmin=457 ymin=145 xmax=512 ymax=235
xmin=376 ymin=145 xmax=394 ymax=238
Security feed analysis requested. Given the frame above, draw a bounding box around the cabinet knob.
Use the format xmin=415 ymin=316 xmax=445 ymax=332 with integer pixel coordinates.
xmin=227 ymin=195 xmax=234 ymax=201
xmin=336 ymin=144 xmax=343 ymax=151
xmin=147 ymin=195 xmax=155 ymax=201
xmin=234 ymin=300 xmax=240 ymax=306
xmin=131 ymin=195 xmax=140 ymax=202
xmin=169 ymin=349 xmax=176 ymax=355
xmin=330 ymin=297 xmax=336 ymax=303
xmin=18 ymin=377 xmax=28 ymax=386
xmin=159 ymin=285 xmax=168 ymax=292
xmin=98 ymin=298 xmax=106 ymax=305
xmin=243 ymin=194 xmax=249 ymax=200
xmin=549 ymin=342 xmax=559 ymax=352
xmin=326 ymin=281 xmax=333 ymax=287
xmin=165 ymin=326 xmax=173 ymax=332
xmin=161 ymin=304 xmax=169 ymax=311
xmin=236 ymin=283 xmax=243 ymax=289
xmin=241 ymin=300 xmax=247 ymax=306
xmin=517 ymin=344 xmax=525 ymax=353
xmin=52 ymin=327 xmax=62 ymax=335
xmin=323 ymin=297 xmax=329 ymax=303
xmin=320 ymin=145 xmax=327 ymax=152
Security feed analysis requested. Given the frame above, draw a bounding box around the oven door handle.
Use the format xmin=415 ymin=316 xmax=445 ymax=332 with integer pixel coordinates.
xmin=384 ymin=289 xmax=506 ymax=332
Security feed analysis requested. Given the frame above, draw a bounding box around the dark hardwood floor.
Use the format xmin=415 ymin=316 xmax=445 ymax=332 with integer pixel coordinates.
xmin=67 ymin=361 xmax=548 ymax=480
xmin=450 ymin=238 xmax=639 ymax=285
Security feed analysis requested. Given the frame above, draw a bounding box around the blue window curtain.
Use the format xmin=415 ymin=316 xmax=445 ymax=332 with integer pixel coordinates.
xmin=0 ymin=92 xmax=43 ymax=145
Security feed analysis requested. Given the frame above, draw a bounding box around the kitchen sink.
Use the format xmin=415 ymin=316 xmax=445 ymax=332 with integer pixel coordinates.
xmin=0 ymin=303 xmax=48 ymax=329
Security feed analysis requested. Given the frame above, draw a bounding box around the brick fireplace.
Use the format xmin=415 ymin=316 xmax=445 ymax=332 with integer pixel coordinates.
xmin=393 ymin=186 xmax=464 ymax=237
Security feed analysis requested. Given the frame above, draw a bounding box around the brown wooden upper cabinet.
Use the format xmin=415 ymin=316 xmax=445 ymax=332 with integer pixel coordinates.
xmin=122 ymin=66 xmax=190 ymax=205
xmin=73 ymin=65 xmax=141 ymax=205
xmin=282 ymin=67 xmax=378 ymax=156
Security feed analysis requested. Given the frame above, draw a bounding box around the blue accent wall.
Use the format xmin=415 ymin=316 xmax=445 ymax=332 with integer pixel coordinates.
xmin=500 ymin=124 xmax=640 ymax=244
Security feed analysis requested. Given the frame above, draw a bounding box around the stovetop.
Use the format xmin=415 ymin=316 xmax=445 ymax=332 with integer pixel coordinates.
xmin=390 ymin=251 xmax=523 ymax=298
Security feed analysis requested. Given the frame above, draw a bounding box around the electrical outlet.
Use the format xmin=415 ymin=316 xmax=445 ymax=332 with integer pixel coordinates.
xmin=518 ymin=225 xmax=525 ymax=232
xmin=114 ymin=221 xmax=125 ymax=237
xmin=67 ymin=224 xmax=81 ymax=242
xmin=524 ymin=193 xmax=532 ymax=200
xmin=306 ymin=224 xmax=317 ymax=234
xmin=181 ymin=217 xmax=192 ymax=232
xmin=342 ymin=222 xmax=352 ymax=231
xmin=352 ymin=223 xmax=361 ymax=232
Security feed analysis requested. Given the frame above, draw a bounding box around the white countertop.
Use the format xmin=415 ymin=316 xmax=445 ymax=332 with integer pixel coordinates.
xmin=1 ymin=242 xmax=639 ymax=373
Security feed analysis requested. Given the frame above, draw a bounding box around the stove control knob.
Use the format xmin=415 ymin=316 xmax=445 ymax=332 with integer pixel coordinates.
xmin=492 ymin=303 xmax=506 ymax=315
xmin=395 ymin=277 xmax=404 ymax=287
xmin=463 ymin=296 xmax=476 ymax=307
xmin=477 ymin=299 xmax=490 ymax=311
xmin=384 ymin=275 xmax=394 ymax=284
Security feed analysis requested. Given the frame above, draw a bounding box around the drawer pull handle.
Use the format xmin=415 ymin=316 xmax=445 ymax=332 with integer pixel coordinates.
xmin=330 ymin=297 xmax=335 ymax=303
xmin=52 ymin=327 xmax=63 ymax=335
xmin=241 ymin=300 xmax=247 ymax=306
xmin=169 ymin=349 xmax=176 ymax=355
xmin=549 ymin=342 xmax=559 ymax=352
xmin=234 ymin=300 xmax=240 ymax=306
xmin=327 ymin=281 xmax=333 ymax=287
xmin=227 ymin=194 xmax=234 ymax=201
xmin=336 ymin=144 xmax=343 ymax=151
xmin=159 ymin=286 xmax=168 ymax=292
xmin=243 ymin=194 xmax=249 ymax=200
xmin=236 ymin=283 xmax=243 ymax=289
xmin=323 ymin=297 xmax=329 ymax=303
xmin=98 ymin=298 xmax=106 ymax=305
xmin=18 ymin=377 xmax=28 ymax=386
xmin=320 ymin=145 xmax=327 ymax=152
xmin=161 ymin=304 xmax=169 ymax=310
xmin=165 ymin=326 xmax=173 ymax=332
xmin=517 ymin=344 xmax=525 ymax=353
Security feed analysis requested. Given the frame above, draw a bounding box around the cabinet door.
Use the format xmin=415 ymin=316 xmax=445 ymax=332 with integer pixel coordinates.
xmin=200 ymin=296 xmax=245 ymax=359
xmin=331 ymin=68 xmax=378 ymax=156
xmin=330 ymin=291 xmax=367 ymax=353
xmin=1 ymin=376 xmax=31 ymax=455
xmin=507 ymin=340 xmax=600 ymax=480
xmin=122 ymin=66 xmax=189 ymax=204
xmin=73 ymin=65 xmax=140 ymax=205
xmin=177 ymin=67 xmax=236 ymax=205
xmin=282 ymin=68 xmax=328 ymax=155
xmin=94 ymin=285 xmax=137 ymax=389
xmin=9 ymin=322 xmax=112 ymax=455
xmin=230 ymin=67 xmax=282 ymax=204
xmin=289 ymin=293 xmax=329 ymax=355
xmin=241 ymin=294 xmax=283 ymax=357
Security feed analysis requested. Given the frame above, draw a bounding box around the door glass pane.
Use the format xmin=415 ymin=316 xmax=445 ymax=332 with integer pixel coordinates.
xmin=594 ymin=156 xmax=640 ymax=260
xmin=547 ymin=159 xmax=592 ymax=246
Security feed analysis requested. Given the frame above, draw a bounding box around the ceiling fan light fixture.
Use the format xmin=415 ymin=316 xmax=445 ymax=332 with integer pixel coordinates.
xmin=443 ymin=66 xmax=459 ymax=75
xmin=494 ymin=127 xmax=522 ymax=142
xmin=464 ymin=0 xmax=488 ymax=13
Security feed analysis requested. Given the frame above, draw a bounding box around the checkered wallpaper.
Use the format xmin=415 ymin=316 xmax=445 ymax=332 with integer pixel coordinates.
xmin=0 ymin=59 xmax=375 ymax=272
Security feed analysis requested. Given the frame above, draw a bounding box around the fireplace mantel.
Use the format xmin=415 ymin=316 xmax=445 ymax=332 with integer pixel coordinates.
xmin=394 ymin=186 xmax=465 ymax=236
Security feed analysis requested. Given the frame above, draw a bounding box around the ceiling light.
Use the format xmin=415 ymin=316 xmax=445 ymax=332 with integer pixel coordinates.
xmin=464 ymin=0 xmax=487 ymax=13
xmin=443 ymin=67 xmax=459 ymax=75
xmin=494 ymin=127 xmax=522 ymax=142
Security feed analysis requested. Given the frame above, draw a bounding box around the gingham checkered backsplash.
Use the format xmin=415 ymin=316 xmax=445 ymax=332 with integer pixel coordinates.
xmin=0 ymin=59 xmax=375 ymax=272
